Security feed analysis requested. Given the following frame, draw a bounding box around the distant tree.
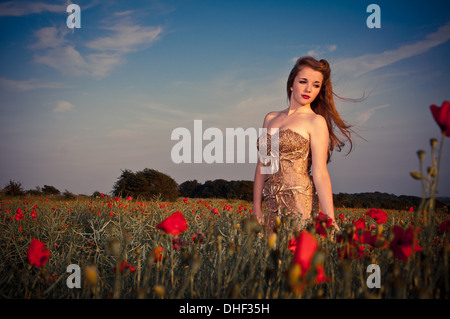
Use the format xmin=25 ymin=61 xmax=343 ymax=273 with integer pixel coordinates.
xmin=179 ymin=179 xmax=254 ymax=200
xmin=226 ymin=180 xmax=253 ymax=201
xmin=235 ymin=180 xmax=253 ymax=201
xmin=42 ymin=185 xmax=61 ymax=196
xmin=26 ymin=186 xmax=43 ymax=196
xmin=112 ymin=168 xmax=179 ymax=201
xmin=194 ymin=179 xmax=228 ymax=198
xmin=138 ymin=168 xmax=179 ymax=201
xmin=92 ymin=191 xmax=104 ymax=198
xmin=179 ymin=180 xmax=200 ymax=198
xmin=62 ymin=189 xmax=76 ymax=200
xmin=112 ymin=169 xmax=145 ymax=198
xmin=3 ymin=180 xmax=25 ymax=197
xmin=209 ymin=179 xmax=228 ymax=198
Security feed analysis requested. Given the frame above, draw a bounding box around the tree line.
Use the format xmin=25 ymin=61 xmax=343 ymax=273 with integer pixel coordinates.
xmin=1 ymin=169 xmax=449 ymax=212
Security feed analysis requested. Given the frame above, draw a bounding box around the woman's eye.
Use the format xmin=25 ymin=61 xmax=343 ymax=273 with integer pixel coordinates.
xmin=299 ymin=81 xmax=306 ymax=84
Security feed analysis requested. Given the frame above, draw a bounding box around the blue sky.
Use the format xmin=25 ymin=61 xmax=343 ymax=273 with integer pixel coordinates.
xmin=1 ymin=0 xmax=449 ymax=198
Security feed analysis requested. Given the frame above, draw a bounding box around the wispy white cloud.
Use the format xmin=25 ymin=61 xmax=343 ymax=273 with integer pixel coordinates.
xmin=291 ymin=44 xmax=338 ymax=62
xmin=33 ymin=43 xmax=91 ymax=76
xmin=139 ymin=102 xmax=192 ymax=119
xmin=327 ymin=45 xmax=337 ymax=52
xmin=0 ymin=1 xmax=65 ymax=17
xmin=114 ymin=10 xmax=135 ymax=17
xmin=355 ymin=104 xmax=390 ymax=124
xmin=333 ymin=22 xmax=450 ymax=77
xmin=0 ymin=0 xmax=99 ymax=17
xmin=29 ymin=26 xmax=69 ymax=50
xmin=85 ymin=24 xmax=162 ymax=53
xmin=53 ymin=100 xmax=74 ymax=113
xmin=0 ymin=77 xmax=68 ymax=91
xmin=30 ymin=19 xmax=163 ymax=79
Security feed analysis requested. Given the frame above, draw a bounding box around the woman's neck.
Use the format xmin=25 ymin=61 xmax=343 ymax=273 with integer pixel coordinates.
xmin=287 ymin=102 xmax=313 ymax=116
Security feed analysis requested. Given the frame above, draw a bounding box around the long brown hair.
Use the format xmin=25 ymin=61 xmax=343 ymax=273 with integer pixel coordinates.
xmin=287 ymin=56 xmax=362 ymax=163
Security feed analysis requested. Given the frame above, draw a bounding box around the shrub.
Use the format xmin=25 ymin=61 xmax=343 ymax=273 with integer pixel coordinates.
xmin=42 ymin=185 xmax=61 ymax=196
xmin=3 ymin=180 xmax=25 ymax=197
xmin=112 ymin=168 xmax=179 ymax=201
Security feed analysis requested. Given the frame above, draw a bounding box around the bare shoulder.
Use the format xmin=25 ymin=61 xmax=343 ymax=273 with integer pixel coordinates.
xmin=307 ymin=113 xmax=329 ymax=140
xmin=309 ymin=113 xmax=327 ymax=131
xmin=265 ymin=111 xmax=281 ymax=120
xmin=262 ymin=111 xmax=281 ymax=128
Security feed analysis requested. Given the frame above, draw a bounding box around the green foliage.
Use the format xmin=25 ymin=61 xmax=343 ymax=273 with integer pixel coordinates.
xmin=333 ymin=192 xmax=448 ymax=213
xmin=180 ymin=180 xmax=447 ymax=212
xmin=62 ymin=189 xmax=76 ymax=200
xmin=3 ymin=180 xmax=25 ymax=197
xmin=91 ymin=191 xmax=103 ymax=198
xmin=180 ymin=179 xmax=253 ymax=201
xmin=42 ymin=185 xmax=61 ymax=196
xmin=112 ymin=168 xmax=179 ymax=201
xmin=26 ymin=187 xmax=43 ymax=196
xmin=179 ymin=180 xmax=200 ymax=198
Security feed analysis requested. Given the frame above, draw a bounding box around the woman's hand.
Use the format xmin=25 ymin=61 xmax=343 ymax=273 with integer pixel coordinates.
xmin=252 ymin=207 xmax=264 ymax=224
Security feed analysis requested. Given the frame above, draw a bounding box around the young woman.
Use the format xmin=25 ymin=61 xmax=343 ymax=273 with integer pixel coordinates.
xmin=253 ymin=56 xmax=356 ymax=233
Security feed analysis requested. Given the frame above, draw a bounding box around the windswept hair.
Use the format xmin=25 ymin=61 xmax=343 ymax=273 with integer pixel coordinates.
xmin=287 ymin=56 xmax=364 ymax=163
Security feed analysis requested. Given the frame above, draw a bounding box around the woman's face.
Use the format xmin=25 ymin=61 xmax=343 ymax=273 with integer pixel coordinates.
xmin=290 ymin=66 xmax=323 ymax=107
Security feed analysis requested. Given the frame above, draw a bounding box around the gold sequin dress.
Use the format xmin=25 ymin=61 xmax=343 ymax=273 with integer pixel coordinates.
xmin=257 ymin=128 xmax=321 ymax=231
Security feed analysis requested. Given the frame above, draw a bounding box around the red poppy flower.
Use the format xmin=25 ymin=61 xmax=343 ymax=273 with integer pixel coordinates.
xmin=114 ymin=260 xmax=136 ymax=273
xmin=389 ymin=225 xmax=422 ymax=262
xmin=15 ymin=207 xmax=24 ymax=221
xmin=430 ymin=101 xmax=450 ymax=136
xmin=192 ymin=231 xmax=205 ymax=244
xmin=292 ymin=231 xmax=319 ymax=275
xmin=353 ymin=217 xmax=366 ymax=231
xmin=315 ymin=212 xmax=333 ymax=237
xmin=360 ymin=230 xmax=379 ymax=246
xmin=336 ymin=216 xmax=386 ymax=259
xmin=153 ymin=246 xmax=164 ymax=262
xmin=27 ymin=238 xmax=50 ymax=268
xmin=288 ymin=235 xmax=297 ymax=254
xmin=156 ymin=211 xmax=188 ymax=235
xmin=314 ymin=264 xmax=330 ymax=284
xmin=290 ymin=231 xmax=330 ymax=291
xmin=337 ymin=244 xmax=365 ymax=260
xmin=439 ymin=220 xmax=450 ymax=235
xmin=365 ymin=208 xmax=387 ymax=224
xmin=172 ymin=236 xmax=189 ymax=250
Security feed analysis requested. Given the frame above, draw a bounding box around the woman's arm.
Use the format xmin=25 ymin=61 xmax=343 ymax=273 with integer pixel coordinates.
xmin=252 ymin=160 xmax=265 ymax=222
xmin=310 ymin=115 xmax=340 ymax=231
xmin=252 ymin=112 xmax=276 ymax=222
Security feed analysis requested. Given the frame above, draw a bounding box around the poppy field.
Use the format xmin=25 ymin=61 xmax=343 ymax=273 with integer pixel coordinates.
xmin=1 ymin=101 xmax=449 ymax=300
xmin=0 ymin=194 xmax=448 ymax=299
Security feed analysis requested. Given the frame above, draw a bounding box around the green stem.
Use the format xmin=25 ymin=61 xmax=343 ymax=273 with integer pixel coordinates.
xmin=429 ymin=132 xmax=445 ymax=213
